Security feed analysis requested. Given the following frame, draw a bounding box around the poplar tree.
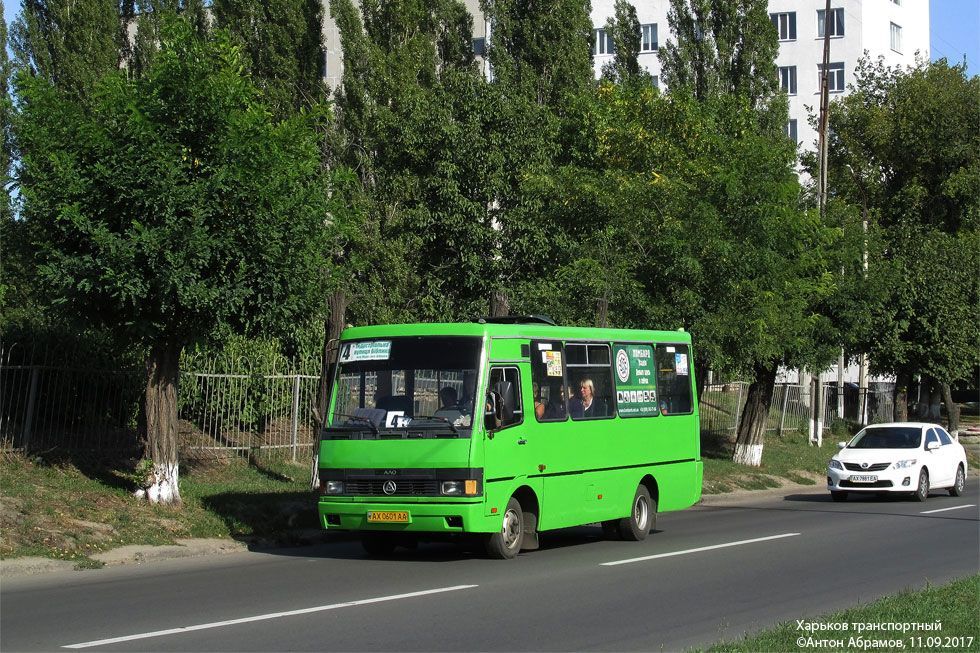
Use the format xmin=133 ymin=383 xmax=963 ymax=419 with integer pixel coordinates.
xmin=211 ymin=0 xmax=326 ymax=116
xmin=10 ymin=0 xmax=120 ymax=100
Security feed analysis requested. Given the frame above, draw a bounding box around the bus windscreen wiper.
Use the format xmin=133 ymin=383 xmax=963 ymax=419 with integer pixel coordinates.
xmin=329 ymin=413 xmax=379 ymax=435
xmin=413 ymin=416 xmax=460 ymax=435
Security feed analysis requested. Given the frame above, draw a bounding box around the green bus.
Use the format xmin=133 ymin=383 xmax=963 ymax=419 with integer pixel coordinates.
xmin=317 ymin=317 xmax=702 ymax=558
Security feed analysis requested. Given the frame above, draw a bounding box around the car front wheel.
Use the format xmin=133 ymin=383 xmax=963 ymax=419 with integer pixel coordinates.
xmin=913 ymin=469 xmax=929 ymax=502
xmin=949 ymin=465 xmax=965 ymax=497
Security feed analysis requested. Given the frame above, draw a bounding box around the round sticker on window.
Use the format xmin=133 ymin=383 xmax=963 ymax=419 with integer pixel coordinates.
xmin=616 ymin=348 xmax=631 ymax=383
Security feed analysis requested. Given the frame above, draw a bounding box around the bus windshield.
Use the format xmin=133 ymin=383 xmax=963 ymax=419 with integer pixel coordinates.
xmin=328 ymin=336 xmax=482 ymax=437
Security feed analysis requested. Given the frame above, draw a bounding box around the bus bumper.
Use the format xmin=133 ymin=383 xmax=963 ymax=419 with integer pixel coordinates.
xmin=318 ymin=498 xmax=498 ymax=534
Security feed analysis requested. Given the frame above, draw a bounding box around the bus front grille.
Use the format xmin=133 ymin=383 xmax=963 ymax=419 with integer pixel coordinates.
xmin=345 ymin=480 xmax=440 ymax=496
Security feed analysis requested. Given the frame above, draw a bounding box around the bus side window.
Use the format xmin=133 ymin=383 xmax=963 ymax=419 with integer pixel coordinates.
xmin=489 ymin=366 xmax=523 ymax=428
xmin=654 ymin=344 xmax=693 ymax=415
xmin=530 ymin=340 xmax=567 ymax=422
xmin=566 ymin=343 xmax=615 ymax=420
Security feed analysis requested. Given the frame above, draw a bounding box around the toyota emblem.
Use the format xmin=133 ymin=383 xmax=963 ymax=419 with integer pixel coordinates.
xmin=383 ymin=480 xmax=397 ymax=495
xmin=861 ymin=462 xmax=869 ymax=469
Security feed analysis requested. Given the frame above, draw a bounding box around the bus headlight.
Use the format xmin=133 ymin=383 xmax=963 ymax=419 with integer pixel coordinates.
xmin=323 ymin=480 xmax=345 ymax=495
xmin=441 ymin=480 xmax=479 ymax=496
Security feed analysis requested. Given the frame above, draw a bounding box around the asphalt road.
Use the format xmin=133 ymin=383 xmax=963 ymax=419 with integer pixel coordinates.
xmin=2 ymin=481 xmax=977 ymax=652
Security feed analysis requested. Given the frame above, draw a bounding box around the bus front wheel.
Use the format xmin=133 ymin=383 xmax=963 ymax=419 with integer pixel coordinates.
xmin=485 ymin=497 xmax=523 ymax=559
xmin=618 ymin=485 xmax=654 ymax=541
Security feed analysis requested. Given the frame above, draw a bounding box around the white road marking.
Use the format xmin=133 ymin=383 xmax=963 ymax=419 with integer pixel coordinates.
xmin=63 ymin=584 xmax=478 ymax=649
xmin=601 ymin=533 xmax=801 ymax=567
xmin=920 ymin=504 xmax=976 ymax=514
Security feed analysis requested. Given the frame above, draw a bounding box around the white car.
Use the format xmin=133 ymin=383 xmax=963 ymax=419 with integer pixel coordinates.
xmin=827 ymin=422 xmax=968 ymax=502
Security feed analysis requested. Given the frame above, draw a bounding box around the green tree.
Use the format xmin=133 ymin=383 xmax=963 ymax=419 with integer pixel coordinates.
xmin=658 ymin=0 xmax=780 ymax=119
xmin=211 ymin=0 xmax=326 ymax=116
xmin=14 ymin=18 xmax=335 ymax=503
xmin=823 ymin=58 xmax=980 ymax=429
xmin=481 ymin=0 xmax=594 ymax=109
xmin=330 ymin=0 xmax=509 ymax=322
xmin=1 ymin=1 xmax=12 ymax=314
xmin=600 ymin=0 xmax=651 ymax=86
xmin=10 ymin=0 xmax=120 ymax=100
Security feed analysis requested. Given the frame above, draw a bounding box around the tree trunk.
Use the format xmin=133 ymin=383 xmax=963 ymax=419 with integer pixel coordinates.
xmin=732 ymin=363 xmax=778 ymax=467
xmin=596 ymin=296 xmax=609 ymax=328
xmin=139 ymin=340 xmax=182 ymax=505
xmin=317 ymin=289 xmax=347 ymax=422
xmin=941 ymin=383 xmax=960 ymax=435
xmin=490 ymin=290 xmax=509 ymax=318
xmin=894 ymin=369 xmax=912 ymax=422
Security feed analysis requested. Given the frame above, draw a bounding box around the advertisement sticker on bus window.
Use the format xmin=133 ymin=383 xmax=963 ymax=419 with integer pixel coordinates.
xmin=613 ymin=344 xmax=658 ymax=417
xmin=544 ymin=350 xmax=563 ymax=377
xmin=339 ymin=340 xmax=392 ymax=363
xmin=675 ymin=353 xmax=689 ymax=376
xmin=537 ymin=343 xmax=553 ymax=351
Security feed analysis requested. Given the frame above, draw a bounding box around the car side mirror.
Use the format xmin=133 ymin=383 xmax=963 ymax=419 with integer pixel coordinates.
xmin=926 ymin=440 xmax=940 ymax=451
xmin=837 ymin=441 xmax=847 ymax=450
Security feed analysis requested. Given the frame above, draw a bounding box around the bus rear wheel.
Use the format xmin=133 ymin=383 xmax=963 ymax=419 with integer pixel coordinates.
xmin=485 ymin=497 xmax=523 ymax=559
xmin=618 ymin=485 xmax=654 ymax=541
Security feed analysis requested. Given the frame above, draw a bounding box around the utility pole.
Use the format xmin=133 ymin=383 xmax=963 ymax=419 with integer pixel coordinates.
xmin=812 ymin=0 xmax=832 ymax=445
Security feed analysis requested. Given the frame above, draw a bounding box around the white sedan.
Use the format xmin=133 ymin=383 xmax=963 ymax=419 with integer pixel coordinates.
xmin=827 ymin=422 xmax=968 ymax=502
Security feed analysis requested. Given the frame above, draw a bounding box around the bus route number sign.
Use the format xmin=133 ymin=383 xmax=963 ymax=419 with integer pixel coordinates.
xmin=614 ymin=344 xmax=658 ymax=417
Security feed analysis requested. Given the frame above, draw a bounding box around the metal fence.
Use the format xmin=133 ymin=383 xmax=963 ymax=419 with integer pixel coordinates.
xmin=1 ymin=343 xmax=322 ymax=460
xmin=699 ymin=381 xmax=898 ymax=439
xmin=2 ymin=341 xmax=901 ymax=458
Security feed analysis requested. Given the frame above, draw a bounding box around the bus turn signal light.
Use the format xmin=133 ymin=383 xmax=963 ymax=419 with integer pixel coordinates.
xmin=465 ymin=480 xmax=478 ymax=495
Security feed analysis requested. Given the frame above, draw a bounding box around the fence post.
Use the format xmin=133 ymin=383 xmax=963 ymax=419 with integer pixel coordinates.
xmin=777 ymin=382 xmax=790 ymax=437
xmin=290 ymin=374 xmax=301 ymax=463
xmin=22 ymin=367 xmax=41 ymax=450
xmin=733 ymin=382 xmax=744 ymax=434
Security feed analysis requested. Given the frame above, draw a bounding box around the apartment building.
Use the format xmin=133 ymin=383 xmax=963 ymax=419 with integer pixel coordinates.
xmin=323 ymin=1 xmax=929 ymax=156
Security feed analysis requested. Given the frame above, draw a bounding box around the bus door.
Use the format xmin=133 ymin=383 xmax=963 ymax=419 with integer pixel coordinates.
xmin=483 ymin=365 xmax=534 ymax=483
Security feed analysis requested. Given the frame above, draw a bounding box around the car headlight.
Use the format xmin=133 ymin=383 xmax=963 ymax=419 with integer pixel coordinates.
xmin=323 ymin=480 xmax=344 ymax=494
xmin=440 ymin=480 xmax=479 ymax=496
xmin=892 ymin=459 xmax=917 ymax=469
xmin=828 ymin=459 xmax=843 ymax=471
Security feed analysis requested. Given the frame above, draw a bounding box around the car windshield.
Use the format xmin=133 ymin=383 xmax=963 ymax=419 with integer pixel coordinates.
xmin=327 ymin=336 xmax=481 ymax=438
xmin=848 ymin=426 xmax=921 ymax=449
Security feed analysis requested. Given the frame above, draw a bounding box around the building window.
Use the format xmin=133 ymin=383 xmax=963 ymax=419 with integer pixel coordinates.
xmin=651 ymin=75 xmax=660 ymax=90
xmin=819 ymin=62 xmax=846 ymax=93
xmin=640 ymin=23 xmax=658 ymax=52
xmin=770 ymin=12 xmax=796 ymax=41
xmin=472 ymin=37 xmax=486 ymax=57
xmin=779 ymin=66 xmax=797 ymax=95
xmin=818 ymin=8 xmax=845 ymax=38
xmin=593 ymin=28 xmax=614 ymax=55
xmin=890 ymin=23 xmax=902 ymax=53
xmin=786 ymin=119 xmax=798 ymax=143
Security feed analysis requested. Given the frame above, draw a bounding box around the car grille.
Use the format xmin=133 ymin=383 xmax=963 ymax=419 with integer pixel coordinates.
xmin=843 ymin=462 xmax=891 ymax=472
xmin=344 ymin=480 xmax=440 ymax=496
xmin=840 ymin=480 xmax=894 ymax=488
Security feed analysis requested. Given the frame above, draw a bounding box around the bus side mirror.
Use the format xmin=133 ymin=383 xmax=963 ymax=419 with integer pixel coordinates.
xmin=485 ymin=391 xmax=503 ymax=434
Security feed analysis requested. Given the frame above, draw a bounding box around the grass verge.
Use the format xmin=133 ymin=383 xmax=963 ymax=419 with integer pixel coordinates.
xmin=702 ymin=574 xmax=980 ymax=652
xmin=700 ymin=430 xmax=839 ymax=494
xmin=0 ymin=453 xmax=316 ymax=566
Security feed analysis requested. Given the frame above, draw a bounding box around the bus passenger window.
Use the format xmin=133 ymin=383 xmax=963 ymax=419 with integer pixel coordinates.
xmin=530 ymin=341 xmax=567 ymax=422
xmin=488 ymin=366 xmax=523 ymax=428
xmin=566 ymin=343 xmax=615 ymax=420
xmin=654 ymin=344 xmax=693 ymax=415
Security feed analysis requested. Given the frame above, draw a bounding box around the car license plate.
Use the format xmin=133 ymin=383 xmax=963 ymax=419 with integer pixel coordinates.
xmin=849 ymin=475 xmax=877 ymax=483
xmin=366 ymin=510 xmax=410 ymax=523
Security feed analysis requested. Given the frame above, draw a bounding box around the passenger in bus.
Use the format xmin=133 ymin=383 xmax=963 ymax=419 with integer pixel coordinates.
xmin=532 ymin=383 xmax=546 ymax=419
xmin=570 ymin=378 xmax=605 ymax=418
xmin=543 ymin=383 xmax=567 ymax=419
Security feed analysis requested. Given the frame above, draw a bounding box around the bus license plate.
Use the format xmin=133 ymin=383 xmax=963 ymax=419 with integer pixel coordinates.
xmin=849 ymin=475 xmax=877 ymax=483
xmin=367 ymin=511 xmax=410 ymax=523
